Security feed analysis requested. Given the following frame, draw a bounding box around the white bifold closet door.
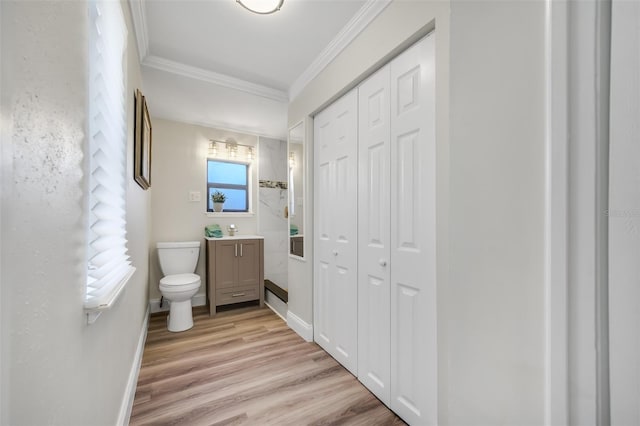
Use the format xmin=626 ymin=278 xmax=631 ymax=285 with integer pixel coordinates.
xmin=357 ymin=64 xmax=392 ymax=404
xmin=313 ymin=88 xmax=358 ymax=374
xmin=358 ymin=33 xmax=437 ymax=425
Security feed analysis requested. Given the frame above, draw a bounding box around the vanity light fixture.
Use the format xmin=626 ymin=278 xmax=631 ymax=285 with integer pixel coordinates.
xmin=208 ymin=137 xmax=254 ymax=162
xmin=227 ymin=140 xmax=238 ymax=158
xmin=236 ymin=0 xmax=283 ymax=15
xmin=208 ymin=140 xmax=218 ymax=157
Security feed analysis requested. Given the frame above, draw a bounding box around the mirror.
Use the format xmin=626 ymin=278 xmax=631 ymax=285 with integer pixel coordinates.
xmin=288 ymin=121 xmax=304 ymax=258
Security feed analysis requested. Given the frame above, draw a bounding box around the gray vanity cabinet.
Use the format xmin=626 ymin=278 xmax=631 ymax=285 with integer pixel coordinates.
xmin=206 ymin=238 xmax=264 ymax=316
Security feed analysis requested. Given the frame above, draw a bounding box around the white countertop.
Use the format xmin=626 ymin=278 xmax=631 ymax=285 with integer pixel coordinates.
xmin=205 ymin=234 xmax=264 ymax=241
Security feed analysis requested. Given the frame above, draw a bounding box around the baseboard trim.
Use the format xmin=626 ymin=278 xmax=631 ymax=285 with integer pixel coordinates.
xmin=118 ymin=306 xmax=149 ymax=426
xmin=149 ymin=293 xmax=206 ymax=314
xmin=286 ymin=310 xmax=313 ymax=342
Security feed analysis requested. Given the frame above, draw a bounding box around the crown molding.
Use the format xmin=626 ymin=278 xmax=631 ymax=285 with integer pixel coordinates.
xmin=128 ymin=0 xmax=386 ymax=103
xmin=128 ymin=0 xmax=149 ymax=61
xmin=128 ymin=0 xmax=287 ymax=101
xmin=142 ymin=55 xmax=289 ymax=103
xmin=288 ymin=0 xmax=392 ymax=101
xmin=152 ymin=113 xmax=287 ymax=141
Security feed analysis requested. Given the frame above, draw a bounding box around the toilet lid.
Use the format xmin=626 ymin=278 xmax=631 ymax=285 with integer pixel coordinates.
xmin=160 ymin=273 xmax=200 ymax=286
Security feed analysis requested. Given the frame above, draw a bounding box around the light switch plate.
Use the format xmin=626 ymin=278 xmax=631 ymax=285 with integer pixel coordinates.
xmin=189 ymin=191 xmax=201 ymax=202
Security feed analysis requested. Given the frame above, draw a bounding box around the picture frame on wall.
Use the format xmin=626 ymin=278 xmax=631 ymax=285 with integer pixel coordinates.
xmin=134 ymin=88 xmax=152 ymax=190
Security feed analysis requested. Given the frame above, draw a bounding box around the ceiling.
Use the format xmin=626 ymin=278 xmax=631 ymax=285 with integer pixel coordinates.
xmin=129 ymin=0 xmax=389 ymax=138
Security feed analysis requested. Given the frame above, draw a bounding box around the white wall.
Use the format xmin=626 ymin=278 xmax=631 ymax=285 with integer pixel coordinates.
xmin=289 ymin=0 xmax=547 ymax=423
xmin=609 ymin=0 xmax=640 ymax=423
xmin=0 ymin=2 xmax=6 ymax=422
xmin=447 ymin=1 xmax=545 ymax=424
xmin=0 ymin=1 xmax=150 ymax=424
xmin=149 ymin=118 xmax=259 ymax=302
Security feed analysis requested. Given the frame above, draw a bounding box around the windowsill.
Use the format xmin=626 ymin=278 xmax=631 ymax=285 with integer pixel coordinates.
xmin=289 ymin=254 xmax=307 ymax=262
xmin=84 ymin=266 xmax=136 ymax=325
xmin=206 ymin=212 xmax=255 ymax=218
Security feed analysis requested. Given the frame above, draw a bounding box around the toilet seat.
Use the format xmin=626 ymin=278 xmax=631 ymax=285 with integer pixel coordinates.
xmin=160 ymin=273 xmax=200 ymax=286
xmin=159 ymin=273 xmax=200 ymax=292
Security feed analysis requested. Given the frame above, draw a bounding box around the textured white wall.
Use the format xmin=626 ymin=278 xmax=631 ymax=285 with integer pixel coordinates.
xmin=149 ymin=118 xmax=259 ymax=302
xmin=0 ymin=1 xmax=150 ymax=424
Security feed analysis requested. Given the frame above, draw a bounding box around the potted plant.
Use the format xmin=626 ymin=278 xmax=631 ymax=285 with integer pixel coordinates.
xmin=211 ymin=190 xmax=226 ymax=212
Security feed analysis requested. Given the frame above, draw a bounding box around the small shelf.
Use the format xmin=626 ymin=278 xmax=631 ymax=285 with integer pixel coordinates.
xmin=264 ymin=279 xmax=288 ymax=303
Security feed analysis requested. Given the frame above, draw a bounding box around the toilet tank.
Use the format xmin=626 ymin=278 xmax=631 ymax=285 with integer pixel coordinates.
xmin=157 ymin=241 xmax=201 ymax=276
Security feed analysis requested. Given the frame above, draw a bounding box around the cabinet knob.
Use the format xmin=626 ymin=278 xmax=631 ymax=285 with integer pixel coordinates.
xmin=332 ymin=250 xmax=338 ymax=256
xmin=379 ymin=259 xmax=388 ymax=267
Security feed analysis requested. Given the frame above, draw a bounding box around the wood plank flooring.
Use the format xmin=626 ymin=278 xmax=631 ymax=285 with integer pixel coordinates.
xmin=130 ymin=305 xmax=405 ymax=426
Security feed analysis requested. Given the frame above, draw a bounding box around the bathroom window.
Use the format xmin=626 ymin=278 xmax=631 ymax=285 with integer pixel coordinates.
xmin=207 ymin=159 xmax=249 ymax=212
xmin=85 ymin=0 xmax=135 ymax=322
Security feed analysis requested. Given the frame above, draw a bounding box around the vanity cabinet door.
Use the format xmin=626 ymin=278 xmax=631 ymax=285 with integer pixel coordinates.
xmin=237 ymin=239 xmax=261 ymax=288
xmin=215 ymin=240 xmax=239 ymax=289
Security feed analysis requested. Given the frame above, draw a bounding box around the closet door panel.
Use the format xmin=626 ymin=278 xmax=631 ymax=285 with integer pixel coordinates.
xmin=316 ymin=258 xmax=332 ymax=348
xmin=313 ymin=88 xmax=358 ymax=374
xmin=397 ymin=131 xmax=421 ymax=247
xmin=334 ymin=265 xmax=357 ymax=372
xmin=390 ymin=33 xmax=437 ymax=425
xmin=330 ymin=90 xmax=358 ymax=374
xmin=314 ymin=119 xmax=335 ymax=352
xmin=316 ymin=111 xmax=333 ymax=164
xmin=357 ymin=65 xmax=391 ymax=403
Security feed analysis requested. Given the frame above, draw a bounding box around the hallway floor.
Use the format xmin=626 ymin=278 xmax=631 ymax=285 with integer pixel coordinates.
xmin=130 ymin=305 xmax=405 ymax=425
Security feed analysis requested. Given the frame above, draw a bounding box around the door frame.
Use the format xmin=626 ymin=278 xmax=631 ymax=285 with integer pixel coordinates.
xmin=545 ymin=0 xmax=612 ymax=423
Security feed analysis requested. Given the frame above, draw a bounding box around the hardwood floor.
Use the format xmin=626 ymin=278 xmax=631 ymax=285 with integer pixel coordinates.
xmin=130 ymin=304 xmax=405 ymax=426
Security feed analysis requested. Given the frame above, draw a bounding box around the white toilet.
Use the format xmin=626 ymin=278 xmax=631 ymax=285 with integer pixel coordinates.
xmin=157 ymin=241 xmax=201 ymax=332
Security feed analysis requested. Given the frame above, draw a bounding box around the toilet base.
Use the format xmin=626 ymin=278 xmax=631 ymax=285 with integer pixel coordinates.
xmin=166 ymin=299 xmax=194 ymax=332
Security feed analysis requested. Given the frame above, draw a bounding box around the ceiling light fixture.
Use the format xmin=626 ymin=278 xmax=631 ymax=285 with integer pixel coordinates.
xmin=236 ymin=0 xmax=283 ymax=15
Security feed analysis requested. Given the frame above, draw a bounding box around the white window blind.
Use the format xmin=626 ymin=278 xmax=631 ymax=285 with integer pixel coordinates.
xmin=85 ymin=0 xmax=134 ymax=315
